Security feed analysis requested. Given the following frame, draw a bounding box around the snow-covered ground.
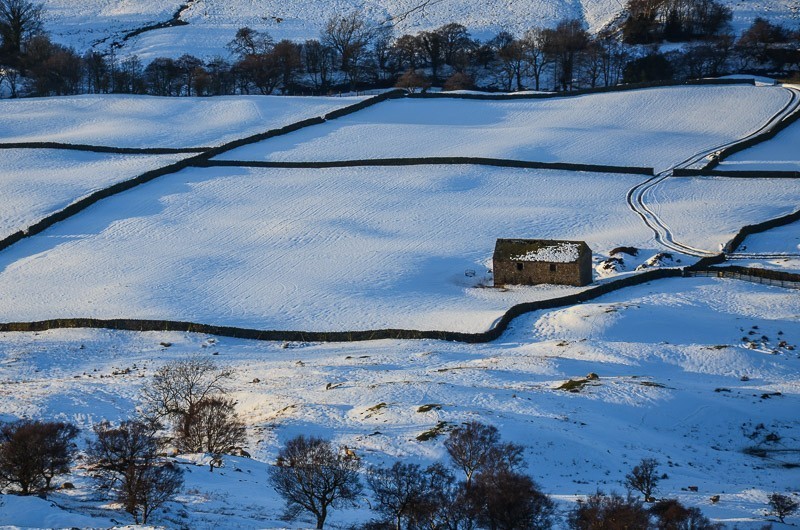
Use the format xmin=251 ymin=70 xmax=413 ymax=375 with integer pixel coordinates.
xmin=0 ymin=149 xmax=189 ymax=241
xmin=215 ymin=85 xmax=791 ymax=172
xmin=0 ymin=94 xmax=365 ymax=149
xmin=648 ymin=176 xmax=800 ymax=252
xmin=0 ymin=80 xmax=797 ymax=528
xmin=38 ymin=0 xmax=800 ymax=60
xmin=719 ymin=111 xmax=800 ymax=172
xmin=732 ymin=220 xmax=800 ymax=273
xmin=0 ymin=164 xmax=653 ymax=332
xmin=0 ymin=277 xmax=797 ymax=528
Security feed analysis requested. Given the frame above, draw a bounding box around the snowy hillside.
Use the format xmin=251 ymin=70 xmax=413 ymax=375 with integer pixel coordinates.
xmin=0 ymin=277 xmax=798 ymax=528
xmin=0 ymin=94 xmax=366 ymax=149
xmin=215 ymin=84 xmax=791 ymax=172
xmin=0 ymin=61 xmax=798 ymax=528
xmin=38 ymin=0 xmax=800 ymax=59
xmin=0 ymin=149 xmax=189 ymax=240
xmin=0 ymin=164 xmax=649 ymax=332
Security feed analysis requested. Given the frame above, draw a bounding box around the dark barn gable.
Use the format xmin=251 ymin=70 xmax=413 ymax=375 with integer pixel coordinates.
xmin=493 ymin=239 xmax=593 ymax=287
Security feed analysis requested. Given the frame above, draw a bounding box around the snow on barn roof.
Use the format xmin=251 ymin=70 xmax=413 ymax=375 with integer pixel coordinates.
xmin=494 ymin=239 xmax=590 ymax=263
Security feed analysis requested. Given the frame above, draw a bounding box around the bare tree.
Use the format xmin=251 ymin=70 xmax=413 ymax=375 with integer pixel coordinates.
xmin=88 ymin=420 xmax=183 ymax=525
xmin=177 ymin=396 xmax=246 ymax=455
xmin=417 ymin=29 xmax=443 ymax=83
xmin=470 ymin=467 xmax=555 ymax=530
xmin=444 ymin=421 xmax=523 ymax=489
xmin=368 ymin=461 xmax=429 ymax=530
xmin=625 ymin=458 xmax=660 ymax=501
xmin=522 ymin=27 xmax=553 ymax=91
xmin=321 ymin=11 xmax=374 ymax=89
xmin=268 ymin=435 xmax=362 ymax=529
xmin=174 ymin=54 xmax=203 ymax=96
xmin=272 ymin=39 xmax=302 ymax=93
xmin=0 ymin=0 xmax=43 ymax=58
xmin=0 ymin=65 xmax=19 ymax=96
xmin=227 ymin=26 xmax=273 ymax=58
xmin=491 ymin=31 xmax=526 ymax=91
xmin=141 ymin=355 xmax=233 ymax=436
xmin=542 ymin=19 xmax=589 ymax=91
xmin=767 ymin=493 xmax=798 ymax=524
xmin=0 ymin=419 xmax=78 ymax=494
xmin=303 ymin=39 xmax=335 ymax=91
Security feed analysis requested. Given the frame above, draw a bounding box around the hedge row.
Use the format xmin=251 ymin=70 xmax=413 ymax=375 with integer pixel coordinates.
xmin=673 ymin=168 xmax=800 ymax=178
xmin=0 ymin=268 xmax=681 ymax=344
xmin=0 ymin=142 xmax=206 ymax=154
xmin=200 ymin=157 xmax=655 ymax=176
xmin=407 ymin=77 xmax=755 ymax=101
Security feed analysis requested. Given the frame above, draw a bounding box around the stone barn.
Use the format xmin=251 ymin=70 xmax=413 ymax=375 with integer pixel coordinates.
xmin=493 ymin=239 xmax=593 ymax=287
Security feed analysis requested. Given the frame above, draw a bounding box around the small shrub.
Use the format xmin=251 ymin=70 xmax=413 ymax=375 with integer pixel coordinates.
xmin=87 ymin=420 xmax=183 ymax=525
xmin=0 ymin=419 xmax=78 ymax=494
xmin=443 ymin=72 xmax=473 ymax=91
xmin=569 ymin=491 xmax=651 ymax=529
xmin=416 ymin=421 xmax=450 ymax=442
xmin=650 ymin=498 xmax=722 ymax=529
xmin=767 ymin=492 xmax=798 ymax=523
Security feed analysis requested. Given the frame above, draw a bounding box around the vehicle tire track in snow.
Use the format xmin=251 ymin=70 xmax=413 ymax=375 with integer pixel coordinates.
xmin=626 ymin=86 xmax=800 ymax=258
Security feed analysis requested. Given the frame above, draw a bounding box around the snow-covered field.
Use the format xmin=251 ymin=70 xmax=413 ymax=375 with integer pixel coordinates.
xmin=733 ymin=220 xmax=800 ymax=273
xmin=0 ymin=164 xmax=653 ymax=332
xmin=0 ymin=149 xmax=188 ymax=240
xmin=38 ymin=0 xmax=800 ymax=60
xmin=719 ymin=114 xmax=800 ymax=172
xmin=0 ymin=80 xmax=798 ymax=528
xmin=0 ymin=277 xmax=798 ymax=528
xmin=0 ymin=94 xmax=365 ymax=149
xmin=215 ymin=85 xmax=791 ymax=172
xmin=647 ymin=175 xmax=800 ymax=252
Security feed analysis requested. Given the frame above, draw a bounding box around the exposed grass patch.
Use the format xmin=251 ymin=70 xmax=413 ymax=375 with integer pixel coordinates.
xmin=417 ymin=404 xmax=442 ymax=413
xmin=416 ymin=421 xmax=450 ymax=442
xmin=366 ymin=402 xmax=387 ymax=413
xmin=557 ymin=379 xmax=593 ymax=392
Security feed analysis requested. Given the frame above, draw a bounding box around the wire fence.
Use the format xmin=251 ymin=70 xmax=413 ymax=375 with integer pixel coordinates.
xmin=686 ymin=269 xmax=800 ymax=289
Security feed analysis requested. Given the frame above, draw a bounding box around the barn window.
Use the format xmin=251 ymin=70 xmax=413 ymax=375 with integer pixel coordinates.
xmin=550 ymin=263 xmax=557 ymax=272
xmin=516 ymin=262 xmax=524 ymax=271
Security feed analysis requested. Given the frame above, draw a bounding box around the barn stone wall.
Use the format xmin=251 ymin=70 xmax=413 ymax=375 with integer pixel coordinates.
xmin=494 ymin=251 xmax=592 ymax=287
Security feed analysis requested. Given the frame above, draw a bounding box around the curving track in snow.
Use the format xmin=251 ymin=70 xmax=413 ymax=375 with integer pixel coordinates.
xmin=626 ymin=85 xmax=800 ymax=259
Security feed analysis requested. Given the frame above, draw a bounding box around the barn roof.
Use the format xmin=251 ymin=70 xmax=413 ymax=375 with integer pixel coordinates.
xmin=494 ymin=239 xmax=590 ymax=263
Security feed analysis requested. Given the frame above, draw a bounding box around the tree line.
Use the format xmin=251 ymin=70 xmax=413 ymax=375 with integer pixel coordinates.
xmin=0 ymin=0 xmax=798 ymax=98
xmin=1 ymin=355 xmax=797 ymax=527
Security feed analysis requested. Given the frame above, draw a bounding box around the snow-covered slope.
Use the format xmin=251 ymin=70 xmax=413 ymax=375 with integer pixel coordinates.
xmin=39 ymin=0 xmax=800 ymax=60
xmin=0 ymin=277 xmax=797 ymax=528
xmin=0 ymin=165 xmax=651 ymax=332
xmin=649 ymin=175 xmax=800 ymax=251
xmin=0 ymin=149 xmax=189 ymax=240
xmin=0 ymin=94 xmax=366 ymax=149
xmin=719 ymin=110 xmax=800 ymax=172
xmin=215 ymin=84 xmax=791 ymax=173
